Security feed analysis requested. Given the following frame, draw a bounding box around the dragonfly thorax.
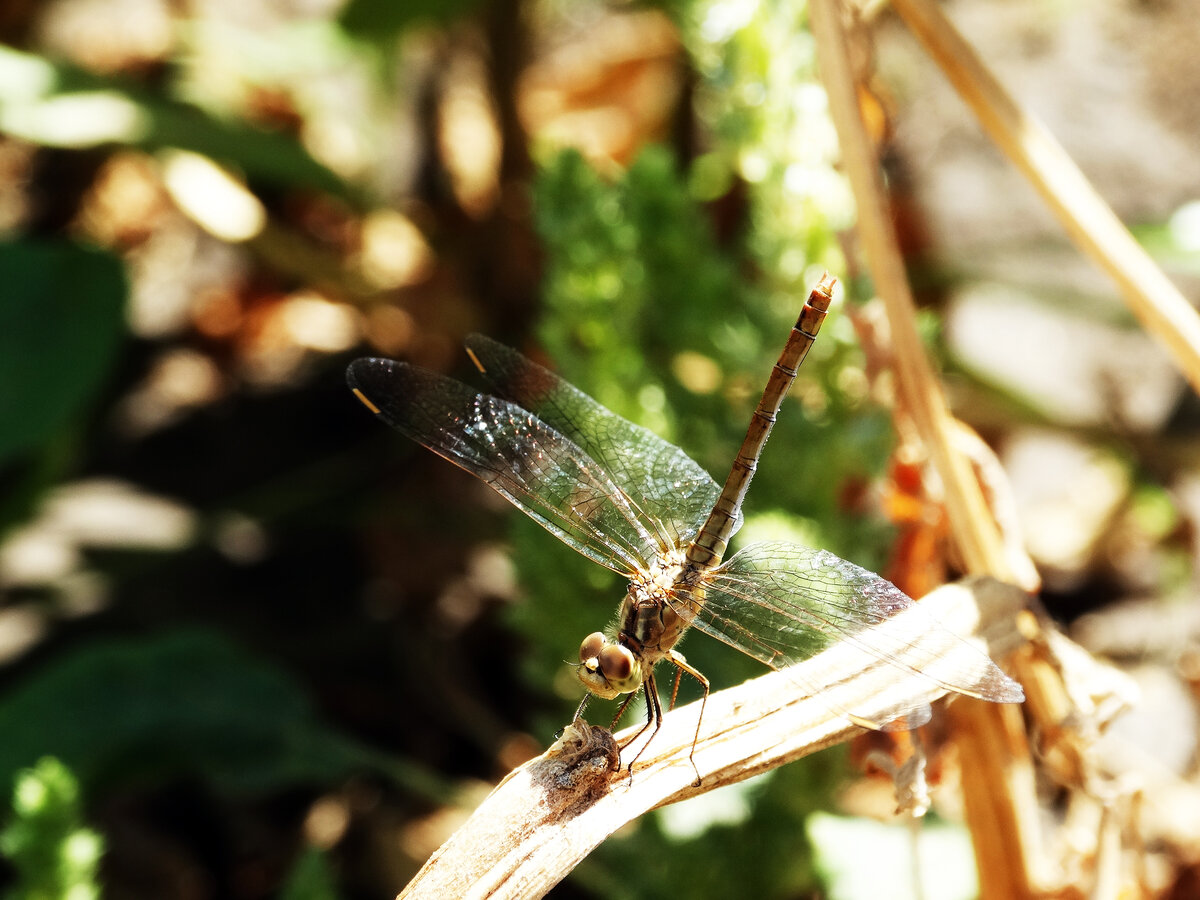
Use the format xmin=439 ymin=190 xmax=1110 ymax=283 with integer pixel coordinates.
xmin=621 ymin=575 xmax=684 ymax=658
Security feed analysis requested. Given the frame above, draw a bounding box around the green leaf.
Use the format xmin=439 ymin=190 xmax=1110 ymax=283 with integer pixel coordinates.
xmin=0 ymin=239 xmax=126 ymax=464
xmin=142 ymin=101 xmax=354 ymax=198
xmin=0 ymin=630 xmax=410 ymax=798
xmin=0 ymin=45 xmax=353 ymax=199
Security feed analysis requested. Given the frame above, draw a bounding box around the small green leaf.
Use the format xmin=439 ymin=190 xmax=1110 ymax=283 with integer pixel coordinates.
xmin=0 ymin=757 xmax=103 ymax=900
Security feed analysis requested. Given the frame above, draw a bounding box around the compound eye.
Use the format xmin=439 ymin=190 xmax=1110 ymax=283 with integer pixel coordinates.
xmin=598 ymin=644 xmax=634 ymax=681
xmin=579 ymin=632 xmax=605 ymax=663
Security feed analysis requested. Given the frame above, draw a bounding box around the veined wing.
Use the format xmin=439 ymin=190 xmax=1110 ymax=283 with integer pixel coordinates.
xmin=347 ymin=357 xmax=663 ymax=577
xmin=680 ymin=542 xmax=1023 ymax=728
xmin=464 ymin=335 xmax=737 ymax=553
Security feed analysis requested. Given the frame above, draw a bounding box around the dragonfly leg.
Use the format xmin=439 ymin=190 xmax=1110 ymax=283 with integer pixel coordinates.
xmin=619 ymin=674 xmax=665 ymax=775
xmin=609 ymin=688 xmax=640 ymax=733
xmin=668 ymin=666 xmax=684 ymax=711
xmin=574 ymin=693 xmax=592 ymax=722
xmin=668 ymin=651 xmax=709 ymax=786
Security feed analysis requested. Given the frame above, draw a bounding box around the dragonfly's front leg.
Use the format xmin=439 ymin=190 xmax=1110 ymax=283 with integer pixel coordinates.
xmin=574 ymin=692 xmax=591 ymax=722
xmin=609 ymin=687 xmax=641 ymax=734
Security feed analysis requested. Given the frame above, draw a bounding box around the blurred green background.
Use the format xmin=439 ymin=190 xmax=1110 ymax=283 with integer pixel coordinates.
xmin=1 ymin=0 xmax=1198 ymax=897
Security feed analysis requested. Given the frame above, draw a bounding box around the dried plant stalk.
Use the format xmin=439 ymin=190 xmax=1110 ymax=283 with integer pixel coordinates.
xmin=890 ymin=0 xmax=1200 ymax=396
xmin=807 ymin=0 xmax=1044 ymax=896
xmin=808 ymin=0 xmax=1010 ymax=582
xmin=399 ymin=578 xmax=1027 ymax=900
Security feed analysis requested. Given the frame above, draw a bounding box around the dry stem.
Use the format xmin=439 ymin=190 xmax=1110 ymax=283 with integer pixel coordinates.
xmin=889 ymin=0 xmax=1200 ymax=397
xmin=808 ymin=0 xmax=1046 ymax=895
xmin=399 ymin=578 xmax=1027 ymax=900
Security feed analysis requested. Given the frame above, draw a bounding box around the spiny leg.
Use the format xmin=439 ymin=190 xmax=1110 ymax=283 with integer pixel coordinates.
xmin=610 ymin=688 xmax=641 ymax=735
xmin=574 ymin=692 xmax=592 ymax=723
xmin=668 ymin=666 xmax=684 ymax=710
xmin=668 ymin=651 xmax=709 ymax=786
xmin=621 ymin=672 xmax=664 ymax=774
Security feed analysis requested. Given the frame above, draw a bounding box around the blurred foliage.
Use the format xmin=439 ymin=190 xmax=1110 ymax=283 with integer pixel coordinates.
xmin=0 ymin=630 xmax=408 ymax=797
xmin=339 ymin=0 xmax=483 ymax=38
xmin=0 ymin=757 xmax=103 ymax=900
xmin=673 ymin=0 xmax=855 ymax=279
xmin=279 ymin=848 xmax=341 ymax=900
xmin=0 ymin=240 xmax=124 ymax=468
xmin=0 ymin=45 xmax=353 ymax=198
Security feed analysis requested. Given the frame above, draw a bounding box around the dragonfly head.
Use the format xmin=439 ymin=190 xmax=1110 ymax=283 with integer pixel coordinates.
xmin=576 ymin=632 xmax=642 ymax=699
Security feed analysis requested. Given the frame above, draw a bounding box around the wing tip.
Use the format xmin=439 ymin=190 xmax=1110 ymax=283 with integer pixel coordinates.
xmin=345 ymin=356 xmax=395 ymax=386
xmin=346 ymin=358 xmax=405 ymax=416
xmin=964 ymin=667 xmax=1026 ymax=705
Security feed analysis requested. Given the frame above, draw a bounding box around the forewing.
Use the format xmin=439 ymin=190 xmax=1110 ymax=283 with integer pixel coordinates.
xmin=682 ymin=542 xmax=1023 ymax=728
xmin=348 ymin=357 xmax=662 ymax=576
xmin=464 ymin=335 xmax=736 ymax=550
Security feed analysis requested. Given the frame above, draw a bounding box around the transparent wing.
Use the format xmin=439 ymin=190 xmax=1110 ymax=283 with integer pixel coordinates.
xmin=682 ymin=542 xmax=1023 ymax=728
xmin=464 ymin=335 xmax=737 ymax=552
xmin=347 ymin=357 xmax=664 ymax=576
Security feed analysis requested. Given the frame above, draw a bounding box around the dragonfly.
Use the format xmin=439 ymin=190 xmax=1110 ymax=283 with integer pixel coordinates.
xmin=347 ymin=274 xmax=1024 ymax=772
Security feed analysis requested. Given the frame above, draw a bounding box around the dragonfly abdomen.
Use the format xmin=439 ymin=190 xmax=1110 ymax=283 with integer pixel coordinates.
xmin=686 ymin=274 xmax=835 ymax=572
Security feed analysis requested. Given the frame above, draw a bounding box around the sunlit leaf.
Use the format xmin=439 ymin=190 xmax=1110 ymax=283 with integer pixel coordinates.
xmin=0 ymin=757 xmax=103 ymax=900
